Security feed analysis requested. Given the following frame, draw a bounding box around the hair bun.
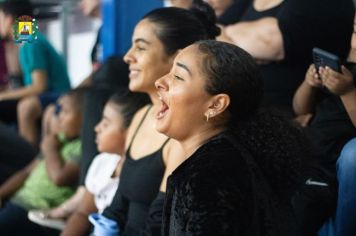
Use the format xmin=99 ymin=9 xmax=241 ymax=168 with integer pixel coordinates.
xmin=190 ymin=0 xmax=221 ymax=39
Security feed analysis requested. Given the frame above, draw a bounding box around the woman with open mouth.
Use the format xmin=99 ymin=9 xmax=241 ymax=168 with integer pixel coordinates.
xmin=101 ymin=2 xmax=221 ymax=235
xmin=155 ymin=40 xmax=309 ymax=235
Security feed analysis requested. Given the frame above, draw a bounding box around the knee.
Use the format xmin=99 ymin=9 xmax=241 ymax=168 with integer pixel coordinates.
xmin=337 ymin=138 xmax=356 ymax=173
xmin=17 ymin=96 xmax=41 ymax=120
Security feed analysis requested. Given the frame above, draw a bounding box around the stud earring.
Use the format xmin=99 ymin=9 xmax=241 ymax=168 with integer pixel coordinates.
xmin=206 ymin=110 xmax=215 ymax=122
xmin=206 ymin=113 xmax=210 ymax=122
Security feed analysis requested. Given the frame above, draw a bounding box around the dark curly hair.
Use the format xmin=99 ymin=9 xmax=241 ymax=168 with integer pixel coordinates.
xmin=195 ymin=40 xmax=310 ymax=197
xmin=143 ymin=2 xmax=220 ymax=56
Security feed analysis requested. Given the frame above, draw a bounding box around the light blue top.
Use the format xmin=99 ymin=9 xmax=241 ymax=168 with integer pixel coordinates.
xmin=19 ymin=32 xmax=71 ymax=92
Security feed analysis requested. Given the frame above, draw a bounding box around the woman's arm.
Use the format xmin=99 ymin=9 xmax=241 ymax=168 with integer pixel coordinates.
xmin=0 ymin=70 xmax=47 ymax=101
xmin=218 ymin=17 xmax=284 ymax=61
xmin=61 ymin=189 xmax=97 ymax=236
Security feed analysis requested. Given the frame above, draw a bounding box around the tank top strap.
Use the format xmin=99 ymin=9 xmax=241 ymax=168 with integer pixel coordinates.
xmin=127 ymin=105 xmax=152 ymax=150
xmin=159 ymin=137 xmax=171 ymax=150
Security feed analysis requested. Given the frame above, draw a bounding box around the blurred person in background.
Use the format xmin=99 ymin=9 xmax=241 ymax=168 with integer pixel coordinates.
xmin=0 ymin=0 xmax=70 ymax=130
xmin=217 ymin=0 xmax=354 ymax=111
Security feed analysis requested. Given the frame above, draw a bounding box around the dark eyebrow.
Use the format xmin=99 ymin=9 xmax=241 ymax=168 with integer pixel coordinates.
xmin=134 ymin=38 xmax=150 ymax=44
xmin=176 ymin=62 xmax=191 ymax=76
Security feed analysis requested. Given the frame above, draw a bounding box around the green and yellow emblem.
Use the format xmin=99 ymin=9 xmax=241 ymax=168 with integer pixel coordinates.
xmin=13 ymin=15 xmax=39 ymax=44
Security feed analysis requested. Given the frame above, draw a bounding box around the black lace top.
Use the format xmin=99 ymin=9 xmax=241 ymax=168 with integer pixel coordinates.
xmin=162 ymin=131 xmax=301 ymax=236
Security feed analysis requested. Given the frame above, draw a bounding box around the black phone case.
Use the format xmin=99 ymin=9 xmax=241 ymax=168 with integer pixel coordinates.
xmin=313 ymin=48 xmax=341 ymax=72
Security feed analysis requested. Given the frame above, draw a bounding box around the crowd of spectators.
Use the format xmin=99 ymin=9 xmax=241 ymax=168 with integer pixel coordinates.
xmin=0 ymin=0 xmax=355 ymax=235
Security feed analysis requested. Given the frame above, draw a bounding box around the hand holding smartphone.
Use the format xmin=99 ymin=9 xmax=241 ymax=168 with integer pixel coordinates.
xmin=313 ymin=48 xmax=341 ymax=73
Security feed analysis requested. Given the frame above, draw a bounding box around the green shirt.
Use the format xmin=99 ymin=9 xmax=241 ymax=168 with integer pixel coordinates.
xmin=11 ymin=138 xmax=81 ymax=210
xmin=19 ymin=32 xmax=71 ymax=92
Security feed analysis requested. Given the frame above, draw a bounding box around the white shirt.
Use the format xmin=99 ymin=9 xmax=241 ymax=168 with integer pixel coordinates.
xmin=85 ymin=153 xmax=121 ymax=213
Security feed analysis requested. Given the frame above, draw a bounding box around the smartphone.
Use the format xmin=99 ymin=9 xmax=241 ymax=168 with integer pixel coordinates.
xmin=313 ymin=47 xmax=341 ymax=72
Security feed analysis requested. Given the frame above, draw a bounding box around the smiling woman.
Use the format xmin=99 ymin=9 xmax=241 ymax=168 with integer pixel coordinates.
xmin=156 ymin=40 xmax=310 ymax=235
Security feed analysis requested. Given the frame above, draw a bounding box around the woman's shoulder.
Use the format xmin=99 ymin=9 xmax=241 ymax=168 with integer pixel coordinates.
xmin=169 ymin=135 xmax=255 ymax=210
xmin=174 ymin=134 xmax=250 ymax=182
xmin=196 ymin=133 xmax=243 ymax=162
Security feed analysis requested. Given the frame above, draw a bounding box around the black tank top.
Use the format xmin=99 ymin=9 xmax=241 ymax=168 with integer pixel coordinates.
xmin=119 ymin=106 xmax=170 ymax=233
xmin=240 ymin=2 xmax=284 ymax=21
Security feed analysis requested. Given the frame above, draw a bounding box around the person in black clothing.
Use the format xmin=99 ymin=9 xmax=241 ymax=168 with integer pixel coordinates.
xmin=217 ymin=0 xmax=354 ymax=109
xmin=293 ymin=61 xmax=356 ymax=236
xmin=154 ymin=40 xmax=309 ymax=235
xmin=101 ymin=4 xmax=221 ymax=235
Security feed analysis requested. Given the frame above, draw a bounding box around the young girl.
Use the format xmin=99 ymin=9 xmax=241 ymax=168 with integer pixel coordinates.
xmin=29 ymin=89 xmax=148 ymax=235
xmin=0 ymin=88 xmax=86 ymax=236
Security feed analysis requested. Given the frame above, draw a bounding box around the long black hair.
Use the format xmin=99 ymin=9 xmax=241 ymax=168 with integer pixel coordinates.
xmin=143 ymin=1 xmax=220 ymax=56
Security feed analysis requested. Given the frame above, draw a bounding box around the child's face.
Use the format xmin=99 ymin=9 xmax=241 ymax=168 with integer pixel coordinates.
xmin=95 ymin=102 xmax=127 ymax=155
xmin=58 ymin=96 xmax=82 ymax=139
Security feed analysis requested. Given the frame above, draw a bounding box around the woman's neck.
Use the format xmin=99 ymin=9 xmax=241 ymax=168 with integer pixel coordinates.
xmin=180 ymin=126 xmax=226 ymax=158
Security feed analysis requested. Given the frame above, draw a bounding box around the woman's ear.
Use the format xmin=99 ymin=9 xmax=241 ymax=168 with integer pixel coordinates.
xmin=205 ymin=94 xmax=230 ymax=118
